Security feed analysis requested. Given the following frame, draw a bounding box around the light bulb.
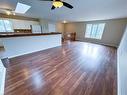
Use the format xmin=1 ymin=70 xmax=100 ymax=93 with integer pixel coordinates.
xmin=6 ymin=11 xmax=11 ymax=15
xmin=53 ymin=1 xmax=63 ymax=8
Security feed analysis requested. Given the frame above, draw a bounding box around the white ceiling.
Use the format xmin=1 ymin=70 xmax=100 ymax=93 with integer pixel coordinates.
xmin=0 ymin=0 xmax=127 ymax=22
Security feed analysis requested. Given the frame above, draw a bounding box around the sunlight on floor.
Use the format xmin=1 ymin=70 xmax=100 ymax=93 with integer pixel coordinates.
xmin=82 ymin=44 xmax=99 ymax=59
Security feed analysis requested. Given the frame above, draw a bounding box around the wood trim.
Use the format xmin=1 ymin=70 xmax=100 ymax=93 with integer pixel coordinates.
xmin=0 ymin=32 xmax=61 ymax=38
xmin=0 ymin=13 xmax=39 ymax=21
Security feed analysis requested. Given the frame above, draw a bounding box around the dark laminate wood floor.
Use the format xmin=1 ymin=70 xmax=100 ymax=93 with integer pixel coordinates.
xmin=4 ymin=42 xmax=117 ymax=95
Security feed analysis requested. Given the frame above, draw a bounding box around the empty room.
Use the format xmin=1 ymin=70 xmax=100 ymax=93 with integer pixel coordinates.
xmin=0 ymin=0 xmax=127 ymax=95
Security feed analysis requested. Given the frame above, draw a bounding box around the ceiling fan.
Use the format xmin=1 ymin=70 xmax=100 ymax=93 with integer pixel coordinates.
xmin=40 ymin=0 xmax=73 ymax=10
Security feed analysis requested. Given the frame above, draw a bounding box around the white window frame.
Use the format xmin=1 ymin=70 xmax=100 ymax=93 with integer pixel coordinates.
xmin=85 ymin=23 xmax=105 ymax=39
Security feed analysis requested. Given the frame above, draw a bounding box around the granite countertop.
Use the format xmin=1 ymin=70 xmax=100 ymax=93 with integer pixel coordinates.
xmin=0 ymin=32 xmax=61 ymax=38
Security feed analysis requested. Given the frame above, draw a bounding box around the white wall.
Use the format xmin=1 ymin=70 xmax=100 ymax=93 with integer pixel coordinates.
xmin=0 ymin=60 xmax=6 ymax=95
xmin=56 ymin=22 xmax=65 ymax=33
xmin=65 ymin=18 xmax=127 ymax=47
xmin=56 ymin=22 xmax=65 ymax=39
xmin=118 ymin=25 xmax=127 ymax=95
xmin=1 ymin=34 xmax=61 ymax=58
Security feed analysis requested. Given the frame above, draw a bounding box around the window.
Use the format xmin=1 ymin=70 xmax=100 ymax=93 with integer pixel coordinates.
xmin=85 ymin=23 xmax=105 ymax=39
xmin=0 ymin=20 xmax=13 ymax=32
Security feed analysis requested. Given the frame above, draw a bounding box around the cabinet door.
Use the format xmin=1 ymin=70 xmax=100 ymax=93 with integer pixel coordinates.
xmin=0 ymin=20 xmax=6 ymax=32
xmin=48 ymin=23 xmax=56 ymax=32
xmin=32 ymin=25 xmax=42 ymax=33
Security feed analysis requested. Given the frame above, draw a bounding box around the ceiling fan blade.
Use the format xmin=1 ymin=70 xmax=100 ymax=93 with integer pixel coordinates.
xmin=62 ymin=2 xmax=73 ymax=9
xmin=51 ymin=5 xmax=55 ymax=10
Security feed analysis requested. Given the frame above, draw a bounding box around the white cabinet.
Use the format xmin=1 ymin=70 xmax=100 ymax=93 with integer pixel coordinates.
xmin=31 ymin=25 xmax=42 ymax=33
xmin=11 ymin=19 xmax=39 ymax=29
xmin=48 ymin=23 xmax=56 ymax=32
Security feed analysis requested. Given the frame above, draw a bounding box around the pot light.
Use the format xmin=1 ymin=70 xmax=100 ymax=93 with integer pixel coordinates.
xmin=53 ymin=1 xmax=63 ymax=8
xmin=6 ymin=11 xmax=11 ymax=15
xmin=13 ymin=12 xmax=16 ymax=15
xmin=63 ymin=20 xmax=67 ymax=23
xmin=15 ymin=2 xmax=31 ymax=14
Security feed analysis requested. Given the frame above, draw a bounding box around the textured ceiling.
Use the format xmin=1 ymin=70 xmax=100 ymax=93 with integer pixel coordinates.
xmin=0 ymin=0 xmax=127 ymax=21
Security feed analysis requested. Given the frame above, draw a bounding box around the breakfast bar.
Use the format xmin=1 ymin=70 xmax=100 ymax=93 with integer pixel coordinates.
xmin=0 ymin=32 xmax=62 ymax=58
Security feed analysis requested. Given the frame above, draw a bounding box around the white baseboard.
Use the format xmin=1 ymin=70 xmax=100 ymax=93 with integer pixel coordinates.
xmin=75 ymin=39 xmax=118 ymax=48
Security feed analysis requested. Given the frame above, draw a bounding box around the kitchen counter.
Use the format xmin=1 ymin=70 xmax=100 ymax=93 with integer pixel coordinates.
xmin=1 ymin=33 xmax=62 ymax=58
xmin=0 ymin=32 xmax=61 ymax=38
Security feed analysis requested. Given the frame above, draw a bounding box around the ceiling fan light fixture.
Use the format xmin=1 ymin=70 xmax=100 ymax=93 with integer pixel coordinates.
xmin=53 ymin=1 xmax=63 ymax=8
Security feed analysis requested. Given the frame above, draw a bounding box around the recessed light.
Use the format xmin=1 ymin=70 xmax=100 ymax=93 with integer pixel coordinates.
xmin=63 ymin=20 xmax=67 ymax=23
xmin=13 ymin=12 xmax=16 ymax=15
xmin=15 ymin=2 xmax=31 ymax=14
xmin=6 ymin=11 xmax=11 ymax=15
